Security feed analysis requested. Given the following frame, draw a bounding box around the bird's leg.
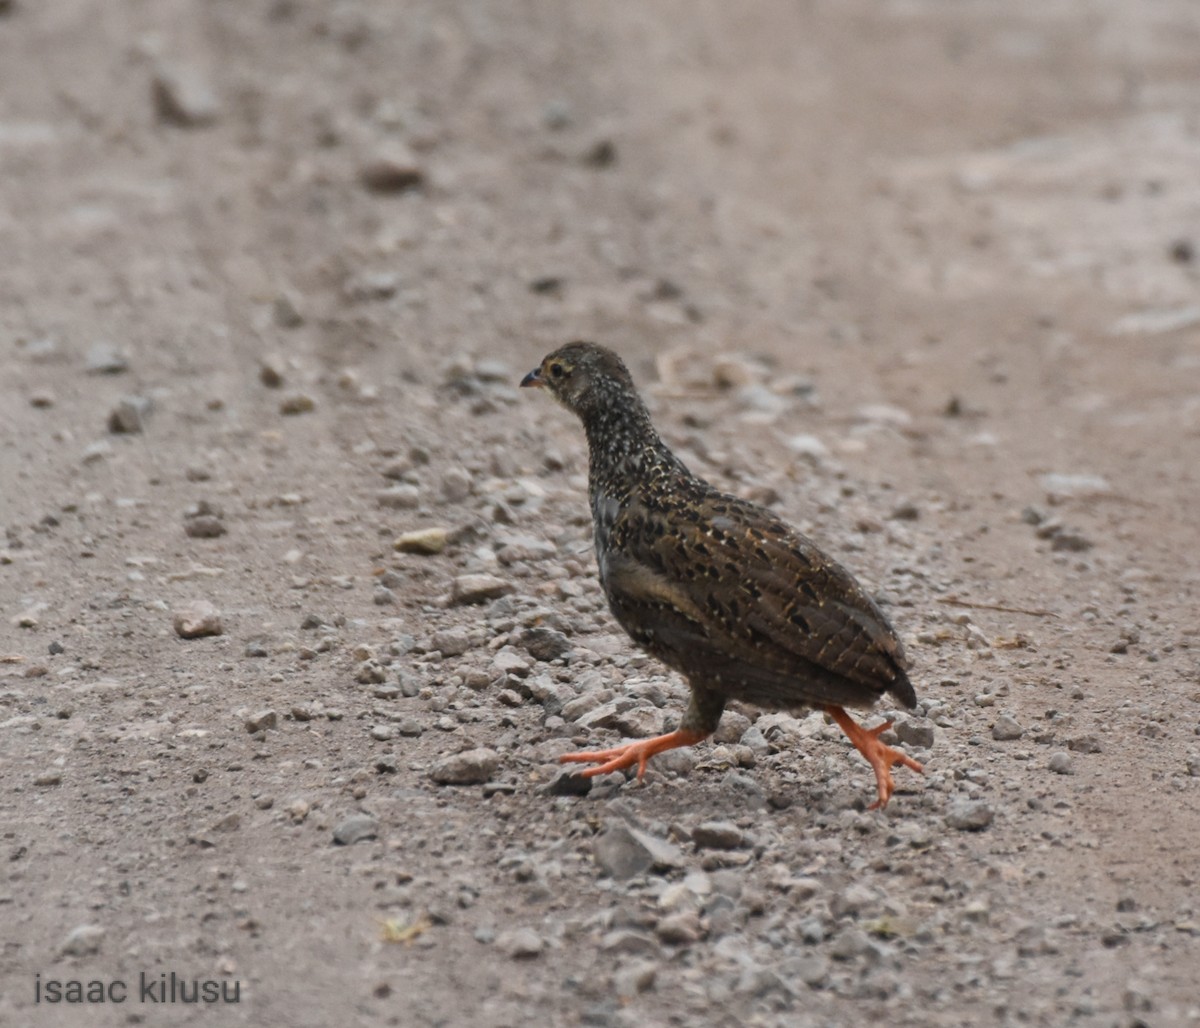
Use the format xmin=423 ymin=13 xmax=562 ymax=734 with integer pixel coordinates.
xmin=825 ymin=705 xmax=924 ymax=810
xmin=559 ymin=688 xmax=725 ymax=780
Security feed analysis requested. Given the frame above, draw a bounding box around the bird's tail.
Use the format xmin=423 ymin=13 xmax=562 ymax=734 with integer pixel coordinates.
xmin=889 ymin=667 xmax=918 ymax=709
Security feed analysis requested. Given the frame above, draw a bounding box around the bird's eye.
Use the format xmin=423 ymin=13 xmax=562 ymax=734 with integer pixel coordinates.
xmin=549 ymin=362 xmax=565 ymax=379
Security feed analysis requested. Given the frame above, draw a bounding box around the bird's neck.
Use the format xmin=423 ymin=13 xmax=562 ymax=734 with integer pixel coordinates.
xmin=580 ymin=389 xmax=687 ymax=502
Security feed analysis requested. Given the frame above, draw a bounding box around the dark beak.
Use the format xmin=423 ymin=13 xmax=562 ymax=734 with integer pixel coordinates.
xmin=520 ymin=367 xmax=543 ymax=388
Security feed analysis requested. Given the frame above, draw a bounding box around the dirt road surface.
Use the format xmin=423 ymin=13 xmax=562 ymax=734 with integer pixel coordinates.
xmin=2 ymin=2 xmax=1199 ymax=1026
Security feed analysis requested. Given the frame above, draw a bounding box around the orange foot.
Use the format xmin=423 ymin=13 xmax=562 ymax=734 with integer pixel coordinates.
xmin=559 ymin=729 xmax=709 ymax=780
xmin=826 ymin=705 xmax=924 ymax=810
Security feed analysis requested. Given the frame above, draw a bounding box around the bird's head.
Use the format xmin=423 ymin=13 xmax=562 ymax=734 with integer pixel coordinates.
xmin=520 ymin=341 xmax=636 ymax=416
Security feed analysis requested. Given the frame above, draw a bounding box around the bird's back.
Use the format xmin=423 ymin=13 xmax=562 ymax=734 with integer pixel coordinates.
xmin=596 ymin=472 xmax=916 ymax=713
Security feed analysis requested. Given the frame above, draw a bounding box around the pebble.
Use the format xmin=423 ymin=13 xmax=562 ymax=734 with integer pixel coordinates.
xmin=244 ymin=709 xmax=278 ymax=734
xmin=692 ymin=821 xmax=746 ymax=851
xmin=173 ymin=601 xmax=223 ymax=638
xmin=991 ymin=714 xmax=1024 ymax=741
xmin=519 ymin=627 xmax=572 ymax=661
xmin=279 ymin=393 xmax=316 ymax=415
xmin=81 ymin=440 xmax=112 ymax=463
xmin=493 ymin=648 xmax=532 ymax=678
xmin=273 ymin=292 xmax=304 ymax=328
xmin=431 ymin=627 xmax=472 ymax=657
xmin=1068 ymin=734 xmax=1102 ymax=753
xmin=1048 ymin=752 xmax=1074 ymax=775
xmin=450 ymin=574 xmax=513 ymax=605
xmin=107 ymin=395 xmax=152 ymax=433
xmin=612 ymin=706 xmax=666 ymax=739
xmin=332 ymin=813 xmax=379 ymax=846
xmin=360 ymin=146 xmax=425 ymax=193
xmin=829 ymin=926 xmax=876 ymax=962
xmin=655 ymin=911 xmax=703 ymax=945
xmin=184 ymin=514 xmax=226 ymax=538
xmin=494 ymin=927 xmax=544 ymax=959
xmin=153 ymin=63 xmax=220 ymax=126
xmin=544 ymin=769 xmax=592 ymax=796
xmin=430 ymin=748 xmax=499 ymax=785
xmin=84 ymin=342 xmax=129 ymax=374
xmin=60 ymin=924 xmax=105 ymax=957
xmin=34 ymin=769 xmax=62 ymax=787
xmin=613 ymin=960 xmax=657 ymax=998
xmin=592 ymin=822 xmax=683 ymax=879
xmin=600 ymin=930 xmax=660 ymax=956
xmin=895 ymin=717 xmax=936 ymax=748
xmin=713 ymin=711 xmax=752 ymax=744
xmin=378 ymin=485 xmax=421 ymax=509
xmin=946 ymin=799 xmax=995 ymax=831
xmin=1038 ymin=472 xmax=1112 ymax=500
xmin=497 ymin=535 xmax=558 ymax=564
xmin=439 ymin=467 xmax=472 ymax=503
xmin=393 ymin=527 xmax=448 ymax=554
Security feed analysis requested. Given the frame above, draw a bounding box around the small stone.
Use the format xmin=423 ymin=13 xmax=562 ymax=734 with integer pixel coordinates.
xmin=107 ymin=395 xmax=152 ymax=433
xmin=439 ymin=467 xmax=472 ymax=503
xmin=344 ymin=270 xmax=400 ymax=302
xmin=377 ymin=485 xmax=421 ymax=509
xmin=612 ymin=706 xmax=665 ymax=739
xmin=355 ymin=660 xmax=388 ymax=685
xmin=544 ymin=769 xmax=592 ymax=796
xmin=600 ymin=930 xmax=660 ymax=956
xmin=29 ymin=390 xmax=56 ymax=408
xmin=614 ymin=960 xmax=658 ymax=999
xmin=184 ymin=514 xmax=226 ymax=538
xmin=244 ymin=709 xmax=278 ymax=734
xmin=583 ymin=138 xmax=617 ymax=168
xmin=81 ymin=440 xmax=112 ymax=464
xmin=1038 ymin=472 xmax=1112 ymax=500
xmin=153 ymin=63 xmax=220 ymax=126
xmin=593 ymin=822 xmax=683 ymax=879
xmin=542 ymin=99 xmax=572 ymax=130
xmin=450 ymin=574 xmax=513 ymax=605
xmin=273 ymin=292 xmax=304 ymax=328
xmin=519 ymin=627 xmax=572 ymax=662
xmin=895 ymin=718 xmax=936 ymax=748
xmin=61 ymin=925 xmax=105 ymax=956
xmin=692 ymin=821 xmax=745 ymax=851
xmin=946 ymin=799 xmax=994 ymax=831
xmin=991 ymin=714 xmax=1024 ymax=741
xmin=393 ymin=527 xmax=448 ymax=554
xmin=259 ymin=355 xmax=286 ymax=388
xmin=655 ymin=911 xmax=702 ymax=946
xmin=173 ymin=601 xmax=222 ymax=638
xmin=1186 ymin=754 xmax=1200 ymax=778
xmin=431 ymin=627 xmax=472 ymax=657
xmin=1068 ymin=734 xmax=1102 ymax=753
xmin=829 ymin=927 xmax=874 ymax=961
xmin=279 ymin=393 xmax=316 ymax=415
xmin=495 ymin=927 xmax=543 ymax=959
xmin=84 ymin=342 xmax=128 ymax=374
xmin=34 ymin=770 xmax=62 ymax=787
xmin=370 ymin=725 xmax=395 ymax=742
xmin=360 ymin=147 xmax=425 ymax=193
xmin=332 ymin=813 xmax=379 ymax=846
xmin=493 ymin=648 xmax=532 ymax=678
xmin=1048 ymin=752 xmax=1074 ymax=775
xmin=430 ymin=748 xmax=499 ymax=785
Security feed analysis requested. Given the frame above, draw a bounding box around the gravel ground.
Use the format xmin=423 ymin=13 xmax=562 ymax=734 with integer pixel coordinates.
xmin=2 ymin=2 xmax=1199 ymax=1026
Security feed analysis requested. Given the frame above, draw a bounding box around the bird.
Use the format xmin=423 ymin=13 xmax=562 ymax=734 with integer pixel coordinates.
xmin=520 ymin=341 xmax=923 ymax=809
